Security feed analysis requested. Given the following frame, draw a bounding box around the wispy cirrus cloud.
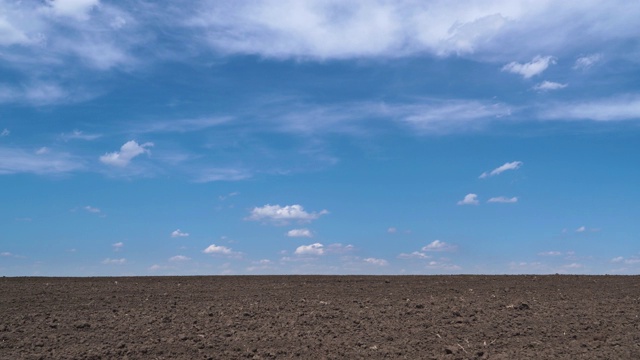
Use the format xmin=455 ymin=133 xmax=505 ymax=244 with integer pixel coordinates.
xmin=0 ymin=147 xmax=82 ymax=175
xmin=502 ymin=55 xmax=555 ymax=78
xmin=533 ymin=81 xmax=567 ymax=91
xmin=422 ymin=240 xmax=457 ymax=252
xmin=540 ymin=94 xmax=640 ymax=121
xmin=487 ymin=196 xmax=518 ymax=203
xmin=573 ymin=53 xmax=603 ymax=70
xmin=480 ymin=161 xmax=523 ymax=178
xmin=102 ymin=257 xmax=126 ymax=265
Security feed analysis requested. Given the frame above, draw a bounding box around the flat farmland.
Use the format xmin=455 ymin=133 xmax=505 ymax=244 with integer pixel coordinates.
xmin=1 ymin=276 xmax=639 ymax=359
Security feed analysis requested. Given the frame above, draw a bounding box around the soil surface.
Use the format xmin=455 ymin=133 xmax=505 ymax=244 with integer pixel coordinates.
xmin=1 ymin=275 xmax=640 ymax=359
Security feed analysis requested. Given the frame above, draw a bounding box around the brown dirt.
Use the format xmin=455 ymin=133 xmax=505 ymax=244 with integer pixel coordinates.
xmin=1 ymin=275 xmax=640 ymax=359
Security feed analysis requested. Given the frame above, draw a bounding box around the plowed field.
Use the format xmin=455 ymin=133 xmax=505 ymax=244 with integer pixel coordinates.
xmin=1 ymin=276 xmax=639 ymax=359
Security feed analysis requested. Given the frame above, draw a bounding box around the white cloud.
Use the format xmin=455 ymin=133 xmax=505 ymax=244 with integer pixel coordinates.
xmin=398 ymin=251 xmax=431 ymax=260
xmin=480 ymin=161 xmax=523 ymax=178
xmin=169 ymin=255 xmax=191 ymax=262
xmin=426 ymin=261 xmax=462 ymax=271
xmin=614 ymin=256 xmax=640 ymax=265
xmin=326 ymin=243 xmax=355 ymax=254
xmin=46 ymin=0 xmax=100 ymax=21
xmin=194 ymin=168 xmax=252 ymax=182
xmin=171 ymin=229 xmax=190 ymax=238
xmin=0 ymin=147 xmax=82 ymax=175
xmin=533 ymin=81 xmax=567 ymax=91
xmin=35 ymin=147 xmax=50 ymax=155
xmin=387 ymin=227 xmax=397 ymax=234
xmin=541 ymin=94 xmax=640 ymax=121
xmin=538 ymin=251 xmax=562 ymax=256
xmin=457 ymin=193 xmax=479 ymax=205
xmin=294 ymin=243 xmax=324 ymax=256
xmin=102 ymin=257 xmax=126 ymax=265
xmin=0 ymin=129 xmax=8 ymax=137
xmin=502 ymin=55 xmax=555 ymax=78
xmin=248 ymin=204 xmax=328 ymax=223
xmin=364 ymin=258 xmax=388 ymax=266
xmin=287 ymin=228 xmax=313 ymax=238
xmin=422 ymin=240 xmax=456 ymax=252
xmin=1 ymin=252 xmax=12 ymax=257
xmin=563 ymin=263 xmax=583 ymax=269
xmin=112 ymin=242 xmax=123 ymax=251
xmin=60 ymin=130 xmax=101 ymax=141
xmin=487 ymin=196 xmax=518 ymax=203
xmin=575 ymin=226 xmax=586 ymax=233
xmin=100 ymin=140 xmax=153 ymax=167
xmin=574 ymin=54 xmax=602 ymax=70
xmin=203 ymin=244 xmax=233 ymax=255
xmin=396 ymin=100 xmax=512 ymax=134
xmin=187 ymin=2 xmax=638 ymax=62
xmin=84 ymin=205 xmax=101 ymax=213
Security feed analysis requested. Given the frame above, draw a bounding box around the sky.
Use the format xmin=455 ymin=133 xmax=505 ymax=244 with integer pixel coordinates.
xmin=1 ymin=0 xmax=640 ymax=276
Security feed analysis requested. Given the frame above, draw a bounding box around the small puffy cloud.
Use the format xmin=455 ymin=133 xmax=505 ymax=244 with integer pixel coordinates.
xmin=203 ymin=244 xmax=233 ymax=255
xmin=364 ymin=258 xmax=388 ymax=266
xmin=169 ymin=255 xmax=190 ymax=262
xmin=35 ymin=147 xmax=50 ymax=155
xmin=84 ymin=205 xmax=101 ymax=213
xmin=457 ymin=193 xmax=479 ymax=205
xmin=171 ymin=229 xmax=189 ymax=238
xmin=611 ymin=256 xmax=624 ymax=263
xmin=100 ymin=140 xmax=153 ymax=167
xmin=1 ymin=251 xmax=13 ymax=257
xmin=575 ymin=226 xmax=586 ymax=233
xmin=502 ymin=55 xmax=555 ymax=79
xmin=480 ymin=161 xmax=523 ymax=178
xmin=112 ymin=242 xmax=123 ymax=251
xmin=1 ymin=129 xmax=9 ymax=137
xmin=387 ymin=227 xmax=397 ymax=234
xmin=422 ymin=240 xmax=456 ymax=252
xmin=294 ymin=243 xmax=324 ymax=256
xmin=533 ymin=81 xmax=567 ymax=91
xmin=574 ymin=54 xmax=602 ymax=70
xmin=538 ymin=251 xmax=562 ymax=256
xmin=247 ymin=204 xmax=328 ymax=223
xmin=487 ymin=196 xmax=518 ymax=203
xmin=287 ymin=228 xmax=313 ymax=238
xmin=102 ymin=258 xmax=126 ymax=265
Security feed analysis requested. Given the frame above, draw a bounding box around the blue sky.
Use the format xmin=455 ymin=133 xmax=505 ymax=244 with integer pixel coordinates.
xmin=1 ymin=0 xmax=640 ymax=276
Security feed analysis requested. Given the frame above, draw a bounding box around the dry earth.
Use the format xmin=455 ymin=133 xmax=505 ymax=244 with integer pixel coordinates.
xmin=1 ymin=275 xmax=640 ymax=359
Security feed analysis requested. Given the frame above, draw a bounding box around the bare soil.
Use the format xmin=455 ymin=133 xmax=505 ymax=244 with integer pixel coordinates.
xmin=1 ymin=275 xmax=640 ymax=359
